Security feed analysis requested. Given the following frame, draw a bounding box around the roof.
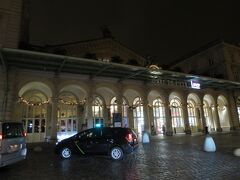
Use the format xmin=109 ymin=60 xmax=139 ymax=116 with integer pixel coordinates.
xmin=169 ymin=39 xmax=225 ymax=68
xmin=1 ymin=48 xmax=240 ymax=90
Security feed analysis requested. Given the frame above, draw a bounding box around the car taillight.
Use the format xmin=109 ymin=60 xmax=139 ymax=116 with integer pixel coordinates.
xmin=23 ymin=131 xmax=27 ymax=137
xmin=126 ymin=133 xmax=133 ymax=142
xmin=0 ymin=133 xmax=2 ymax=140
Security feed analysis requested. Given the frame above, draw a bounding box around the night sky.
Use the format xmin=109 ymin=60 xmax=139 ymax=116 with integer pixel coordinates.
xmin=29 ymin=0 xmax=240 ymax=65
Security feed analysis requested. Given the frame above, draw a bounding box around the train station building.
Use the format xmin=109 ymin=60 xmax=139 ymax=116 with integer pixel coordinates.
xmin=0 ymin=0 xmax=240 ymax=142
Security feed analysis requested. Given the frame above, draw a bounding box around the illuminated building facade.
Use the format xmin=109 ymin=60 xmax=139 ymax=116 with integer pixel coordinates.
xmin=0 ymin=1 xmax=239 ymax=143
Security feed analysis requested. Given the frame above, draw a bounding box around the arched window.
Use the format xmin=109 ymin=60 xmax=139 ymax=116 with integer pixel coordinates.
xmin=20 ymin=90 xmax=48 ymax=143
xmin=133 ymin=97 xmax=144 ymax=134
xmin=110 ymin=97 xmax=128 ymax=127
xmin=109 ymin=97 xmax=128 ymax=118
xmin=153 ymin=98 xmax=166 ymax=134
xmin=187 ymin=100 xmax=197 ymax=126
xmin=92 ymin=97 xmax=103 ymax=118
xmin=203 ymin=100 xmax=215 ymax=131
xmin=170 ymin=98 xmax=183 ymax=128
xmin=110 ymin=97 xmax=118 ymax=119
xmin=58 ymin=92 xmax=78 ymax=141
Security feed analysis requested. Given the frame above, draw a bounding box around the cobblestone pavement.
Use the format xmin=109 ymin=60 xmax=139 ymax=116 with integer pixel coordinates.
xmin=1 ymin=131 xmax=240 ymax=180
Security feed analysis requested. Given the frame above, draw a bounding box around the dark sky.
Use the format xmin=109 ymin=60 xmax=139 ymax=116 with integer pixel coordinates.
xmin=29 ymin=0 xmax=240 ymax=65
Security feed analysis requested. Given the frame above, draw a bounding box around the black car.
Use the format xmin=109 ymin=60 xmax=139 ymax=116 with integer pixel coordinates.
xmin=55 ymin=127 xmax=138 ymax=160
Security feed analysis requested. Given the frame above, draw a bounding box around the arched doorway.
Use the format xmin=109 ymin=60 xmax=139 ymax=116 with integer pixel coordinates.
xmin=187 ymin=100 xmax=198 ymax=133
xmin=217 ymin=95 xmax=230 ymax=131
xmin=170 ymin=97 xmax=184 ymax=133
xmin=92 ymin=96 xmax=104 ymax=127
xmin=19 ymin=90 xmax=48 ymax=143
xmin=57 ymin=92 xmax=78 ymax=141
xmin=110 ymin=97 xmax=129 ymax=127
xmin=18 ymin=82 xmax=52 ymax=143
xmin=152 ymin=97 xmax=166 ymax=134
xmin=133 ymin=97 xmax=144 ymax=135
xmin=203 ymin=95 xmax=216 ymax=132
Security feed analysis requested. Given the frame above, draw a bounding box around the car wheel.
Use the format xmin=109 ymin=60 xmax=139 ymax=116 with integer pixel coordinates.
xmin=60 ymin=147 xmax=72 ymax=159
xmin=110 ymin=147 xmax=123 ymax=160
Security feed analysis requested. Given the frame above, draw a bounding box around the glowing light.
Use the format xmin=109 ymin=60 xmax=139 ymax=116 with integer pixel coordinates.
xmin=95 ymin=124 xmax=101 ymax=128
xmin=191 ymin=81 xmax=201 ymax=89
xmin=19 ymin=97 xmax=49 ymax=106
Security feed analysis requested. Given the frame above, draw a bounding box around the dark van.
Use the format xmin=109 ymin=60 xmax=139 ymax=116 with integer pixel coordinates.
xmin=0 ymin=122 xmax=27 ymax=167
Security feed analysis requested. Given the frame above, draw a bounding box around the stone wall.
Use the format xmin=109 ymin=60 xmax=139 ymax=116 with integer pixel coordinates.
xmin=0 ymin=0 xmax=23 ymax=48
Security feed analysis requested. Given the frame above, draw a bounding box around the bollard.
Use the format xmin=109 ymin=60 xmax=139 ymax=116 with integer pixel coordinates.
xmin=203 ymin=134 xmax=216 ymax=152
xmin=233 ymin=148 xmax=240 ymax=157
xmin=142 ymin=131 xmax=150 ymax=143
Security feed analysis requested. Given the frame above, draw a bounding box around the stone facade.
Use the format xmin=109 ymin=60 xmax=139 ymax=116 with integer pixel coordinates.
xmin=45 ymin=37 xmax=146 ymax=67
xmin=0 ymin=0 xmax=23 ymax=48
xmin=169 ymin=41 xmax=240 ymax=82
xmin=0 ymin=64 xmax=239 ymax=142
xmin=0 ymin=1 xmax=240 ymax=143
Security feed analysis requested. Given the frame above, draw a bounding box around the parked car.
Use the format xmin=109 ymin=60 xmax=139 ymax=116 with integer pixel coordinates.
xmin=0 ymin=121 xmax=27 ymax=167
xmin=55 ymin=127 xmax=138 ymax=160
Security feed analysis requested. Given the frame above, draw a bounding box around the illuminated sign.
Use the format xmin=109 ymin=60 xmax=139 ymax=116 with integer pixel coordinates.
xmin=191 ymin=81 xmax=201 ymax=89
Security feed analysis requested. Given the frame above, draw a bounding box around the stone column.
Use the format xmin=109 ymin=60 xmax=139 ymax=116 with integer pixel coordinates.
xmin=196 ymin=107 xmax=202 ymax=132
xmin=128 ymin=107 xmax=134 ymax=129
xmin=46 ymin=103 xmax=52 ymax=137
xmin=77 ymin=104 xmax=85 ymax=131
xmin=165 ymin=103 xmax=173 ymax=136
xmin=50 ymin=97 xmax=58 ymax=141
xmin=213 ymin=104 xmax=222 ymax=132
xmin=198 ymin=103 xmax=206 ymax=133
xmin=148 ymin=104 xmax=155 ymax=135
xmin=181 ymin=93 xmax=191 ymax=134
xmin=103 ymin=105 xmax=110 ymax=125
xmin=143 ymin=96 xmax=150 ymax=133
xmin=228 ymin=92 xmax=240 ymax=130
xmin=182 ymin=101 xmax=191 ymax=134
xmin=85 ymin=96 xmax=93 ymax=129
xmin=117 ymin=95 xmax=123 ymax=115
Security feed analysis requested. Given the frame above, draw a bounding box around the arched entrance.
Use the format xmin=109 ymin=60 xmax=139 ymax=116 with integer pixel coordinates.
xmin=92 ymin=96 xmax=104 ymax=127
xmin=57 ymin=92 xmax=78 ymax=141
xmin=170 ymin=97 xmax=184 ymax=133
xmin=18 ymin=82 xmax=52 ymax=143
xmin=203 ymin=95 xmax=216 ymax=132
xmin=133 ymin=97 xmax=144 ymax=135
xmin=153 ymin=97 xmax=166 ymax=134
xmin=110 ymin=96 xmax=129 ymax=127
xmin=217 ymin=95 xmax=230 ymax=131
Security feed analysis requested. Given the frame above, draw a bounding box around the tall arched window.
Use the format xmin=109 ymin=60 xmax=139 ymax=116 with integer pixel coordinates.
xmin=110 ymin=97 xmax=118 ymax=120
xmin=153 ymin=98 xmax=166 ymax=134
xmin=58 ymin=92 xmax=78 ymax=141
xmin=170 ymin=98 xmax=184 ymax=129
xmin=110 ymin=97 xmax=129 ymax=127
xmin=20 ymin=90 xmax=48 ymax=143
xmin=203 ymin=101 xmax=215 ymax=131
xmin=187 ymin=100 xmax=197 ymax=126
xmin=92 ymin=97 xmax=103 ymax=118
xmin=133 ymin=97 xmax=144 ymax=134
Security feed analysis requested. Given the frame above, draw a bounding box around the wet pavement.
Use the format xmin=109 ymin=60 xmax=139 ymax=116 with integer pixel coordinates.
xmin=1 ymin=131 xmax=240 ymax=180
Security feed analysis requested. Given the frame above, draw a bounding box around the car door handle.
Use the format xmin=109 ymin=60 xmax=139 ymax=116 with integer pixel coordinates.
xmin=107 ymin=139 xmax=113 ymax=143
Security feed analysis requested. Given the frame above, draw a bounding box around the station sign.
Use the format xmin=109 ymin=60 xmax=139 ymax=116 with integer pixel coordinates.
xmin=191 ymin=80 xmax=201 ymax=89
